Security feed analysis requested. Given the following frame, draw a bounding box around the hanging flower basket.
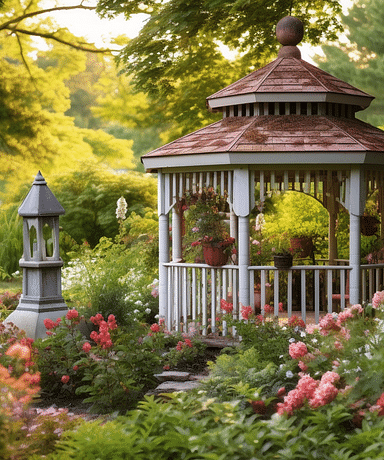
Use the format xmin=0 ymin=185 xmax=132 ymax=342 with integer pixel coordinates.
xmin=290 ymin=237 xmax=313 ymax=258
xmin=202 ymin=240 xmax=233 ymax=266
xmin=360 ymin=215 xmax=380 ymax=236
xmin=274 ymin=254 xmax=293 ymax=270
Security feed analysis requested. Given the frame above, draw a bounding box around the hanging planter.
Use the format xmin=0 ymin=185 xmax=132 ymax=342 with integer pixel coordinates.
xmin=274 ymin=254 xmax=293 ymax=270
xmin=202 ymin=240 xmax=234 ymax=266
xmin=290 ymin=236 xmax=313 ymax=258
xmin=360 ymin=215 xmax=380 ymax=236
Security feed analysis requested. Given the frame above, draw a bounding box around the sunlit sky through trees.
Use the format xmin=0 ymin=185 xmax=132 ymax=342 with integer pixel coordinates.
xmin=46 ymin=0 xmax=353 ymax=63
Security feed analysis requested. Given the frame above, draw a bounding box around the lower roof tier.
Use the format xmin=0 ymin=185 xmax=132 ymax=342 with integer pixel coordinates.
xmin=142 ymin=115 xmax=384 ymax=171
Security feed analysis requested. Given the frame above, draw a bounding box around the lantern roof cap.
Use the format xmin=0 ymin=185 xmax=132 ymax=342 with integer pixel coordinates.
xmin=18 ymin=171 xmax=65 ymax=217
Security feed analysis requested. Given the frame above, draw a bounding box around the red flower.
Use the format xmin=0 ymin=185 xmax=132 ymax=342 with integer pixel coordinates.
xmin=44 ymin=318 xmax=56 ymax=330
xmin=288 ymin=315 xmax=305 ymax=328
xmin=107 ymin=314 xmax=118 ymax=330
xmin=184 ymin=338 xmax=193 ymax=348
xmin=61 ymin=375 xmax=70 ymax=384
xmin=82 ymin=342 xmax=92 ymax=353
xmin=251 ymin=400 xmax=266 ymax=415
xmin=220 ymin=299 xmax=233 ymax=313
xmin=66 ymin=309 xmax=79 ymax=320
xmin=73 ymin=365 xmax=79 ymax=371
xmin=90 ymin=313 xmax=104 ymax=326
xmin=241 ymin=305 xmax=253 ymax=320
xmin=150 ymin=323 xmax=160 ymax=333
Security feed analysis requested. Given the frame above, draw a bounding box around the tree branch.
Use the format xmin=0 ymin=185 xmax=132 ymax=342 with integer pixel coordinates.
xmin=6 ymin=27 xmax=119 ymax=54
xmin=0 ymin=5 xmax=97 ymax=31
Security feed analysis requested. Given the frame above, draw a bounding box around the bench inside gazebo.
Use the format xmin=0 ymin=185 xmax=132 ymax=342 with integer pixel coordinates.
xmin=141 ymin=16 xmax=384 ymax=334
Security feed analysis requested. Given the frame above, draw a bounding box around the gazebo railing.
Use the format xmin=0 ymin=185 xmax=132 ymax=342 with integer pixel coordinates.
xmin=249 ymin=265 xmax=352 ymax=325
xmin=361 ymin=263 xmax=384 ymax=301
xmin=164 ymin=262 xmax=355 ymax=335
xmin=164 ymin=262 xmax=239 ymax=336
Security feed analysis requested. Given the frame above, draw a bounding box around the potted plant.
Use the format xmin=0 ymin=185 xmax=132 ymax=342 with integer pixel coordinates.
xmin=289 ymin=235 xmax=314 ymax=258
xmin=271 ymin=232 xmax=293 ymax=269
xmin=182 ymin=188 xmax=235 ymax=266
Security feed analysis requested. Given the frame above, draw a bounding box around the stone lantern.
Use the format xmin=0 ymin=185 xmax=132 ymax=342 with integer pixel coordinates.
xmin=5 ymin=171 xmax=68 ymax=339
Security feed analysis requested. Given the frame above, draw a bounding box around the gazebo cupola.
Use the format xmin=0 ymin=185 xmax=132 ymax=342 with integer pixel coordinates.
xmin=142 ymin=16 xmax=384 ymax=330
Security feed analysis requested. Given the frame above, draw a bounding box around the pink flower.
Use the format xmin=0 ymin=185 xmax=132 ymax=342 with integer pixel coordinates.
xmin=66 ymin=309 xmax=79 ymax=320
xmin=241 ymin=304 xmax=253 ymax=320
xmin=82 ymin=342 xmax=92 ymax=353
xmin=350 ymin=304 xmax=364 ymax=315
xmin=372 ymin=291 xmax=384 ymax=308
xmin=296 ymin=374 xmax=318 ymax=399
xmin=278 ymin=302 xmax=284 ymax=312
xmin=309 ymin=382 xmax=338 ymax=408
xmin=298 ymin=361 xmax=308 ymax=372
xmin=337 ymin=309 xmax=353 ymax=325
xmin=264 ymin=304 xmax=274 ymax=314
xmin=320 ymin=371 xmax=340 ymax=385
xmin=289 ymin=341 xmax=308 ymax=359
xmin=61 ymin=375 xmax=70 ymax=384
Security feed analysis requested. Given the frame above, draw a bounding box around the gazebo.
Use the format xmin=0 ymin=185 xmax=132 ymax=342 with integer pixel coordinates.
xmin=141 ymin=16 xmax=384 ymax=333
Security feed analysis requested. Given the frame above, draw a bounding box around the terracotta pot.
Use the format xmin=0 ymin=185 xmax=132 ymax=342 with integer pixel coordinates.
xmin=274 ymin=254 xmax=293 ymax=269
xmin=202 ymin=240 xmax=232 ymax=266
xmin=290 ymin=236 xmax=313 ymax=258
xmin=254 ymin=289 xmax=272 ymax=310
xmin=360 ymin=215 xmax=380 ymax=236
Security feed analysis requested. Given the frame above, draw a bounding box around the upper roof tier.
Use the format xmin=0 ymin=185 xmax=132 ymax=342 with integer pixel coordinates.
xmin=206 ymin=57 xmax=373 ymax=112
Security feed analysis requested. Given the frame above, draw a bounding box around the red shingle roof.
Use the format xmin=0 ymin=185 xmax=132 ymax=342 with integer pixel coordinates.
xmin=206 ymin=57 xmax=372 ymax=103
xmin=143 ymin=116 xmax=384 ymax=157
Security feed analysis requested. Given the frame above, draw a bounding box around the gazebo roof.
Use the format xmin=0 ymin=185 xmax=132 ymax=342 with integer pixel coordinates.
xmin=206 ymin=57 xmax=373 ymax=111
xmin=141 ymin=16 xmax=384 ymax=172
xmin=143 ymin=116 xmax=384 ymax=156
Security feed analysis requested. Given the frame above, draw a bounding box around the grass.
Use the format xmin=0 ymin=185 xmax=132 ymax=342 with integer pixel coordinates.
xmin=0 ymin=277 xmax=22 ymax=293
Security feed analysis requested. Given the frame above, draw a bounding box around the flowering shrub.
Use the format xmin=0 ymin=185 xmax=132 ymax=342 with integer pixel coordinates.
xmin=62 ymin=239 xmax=159 ymax=327
xmin=0 ymin=323 xmax=41 ymax=459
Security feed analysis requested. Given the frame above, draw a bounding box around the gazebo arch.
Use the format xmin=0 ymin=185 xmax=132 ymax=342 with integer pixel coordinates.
xmin=142 ymin=16 xmax=384 ymax=332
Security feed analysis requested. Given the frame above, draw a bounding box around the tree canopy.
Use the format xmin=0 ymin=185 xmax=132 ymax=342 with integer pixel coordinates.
xmin=96 ymin=0 xmax=343 ymax=141
xmin=316 ymin=0 xmax=384 ymax=127
xmin=0 ymin=0 xmax=136 ymax=198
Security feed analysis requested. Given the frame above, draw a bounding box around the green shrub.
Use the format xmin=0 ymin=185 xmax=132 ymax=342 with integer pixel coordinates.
xmin=62 ymin=237 xmax=158 ymax=327
xmin=49 ymin=391 xmax=384 ymax=460
xmin=0 ymin=206 xmax=23 ymax=278
xmin=50 ymin=168 xmax=157 ymax=247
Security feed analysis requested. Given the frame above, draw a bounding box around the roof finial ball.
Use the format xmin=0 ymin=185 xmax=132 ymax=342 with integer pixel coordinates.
xmin=276 ymin=16 xmax=304 ymax=59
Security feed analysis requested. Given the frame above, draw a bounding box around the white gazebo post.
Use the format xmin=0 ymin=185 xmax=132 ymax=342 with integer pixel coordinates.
xmin=158 ymin=172 xmax=170 ymax=322
xmin=349 ymin=168 xmax=366 ymax=305
xmin=234 ymin=168 xmax=252 ymax=307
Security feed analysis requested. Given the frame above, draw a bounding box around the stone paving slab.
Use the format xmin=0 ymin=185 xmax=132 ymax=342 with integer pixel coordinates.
xmin=153 ymin=380 xmax=201 ymax=393
xmin=154 ymin=371 xmax=191 ymax=382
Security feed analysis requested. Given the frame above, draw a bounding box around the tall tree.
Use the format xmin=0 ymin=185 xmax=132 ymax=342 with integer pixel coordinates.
xmin=316 ymin=0 xmax=384 ymax=127
xmin=97 ymin=0 xmax=343 ymax=141
xmin=0 ymin=1 xmax=135 ymax=198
